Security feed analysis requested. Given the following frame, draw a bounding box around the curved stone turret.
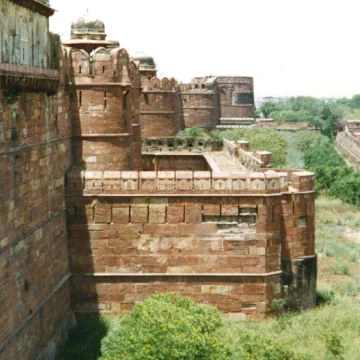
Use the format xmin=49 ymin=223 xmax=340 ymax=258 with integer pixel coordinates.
xmin=62 ymin=14 xmax=142 ymax=170
xmin=132 ymin=52 xmax=157 ymax=79
xmin=140 ymin=76 xmax=181 ymax=137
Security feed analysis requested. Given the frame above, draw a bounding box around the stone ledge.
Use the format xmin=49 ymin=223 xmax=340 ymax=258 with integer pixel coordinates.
xmin=75 ymin=271 xmax=282 ymax=278
xmin=10 ymin=0 xmax=55 ymax=17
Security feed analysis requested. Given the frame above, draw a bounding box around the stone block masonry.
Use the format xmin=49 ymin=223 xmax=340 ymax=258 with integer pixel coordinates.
xmin=0 ymin=85 xmax=74 ymax=359
xmin=0 ymin=3 xmax=317 ymax=358
xmin=66 ymin=168 xmax=316 ymax=319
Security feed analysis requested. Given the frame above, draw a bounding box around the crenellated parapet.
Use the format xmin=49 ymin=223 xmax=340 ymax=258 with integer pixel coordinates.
xmin=141 ymin=77 xmax=178 ymax=92
xmin=140 ymin=76 xmax=181 ymax=137
xmin=64 ymin=46 xmax=133 ymax=86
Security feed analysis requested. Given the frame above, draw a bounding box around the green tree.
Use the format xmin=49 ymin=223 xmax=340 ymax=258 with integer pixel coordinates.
xmin=260 ymin=101 xmax=281 ymax=118
xmin=350 ymin=94 xmax=360 ymax=108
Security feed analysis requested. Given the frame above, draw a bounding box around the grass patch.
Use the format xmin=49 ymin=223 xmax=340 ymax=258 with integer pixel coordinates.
xmin=221 ymin=301 xmax=360 ymax=360
xmin=330 ymin=262 xmax=351 ymax=276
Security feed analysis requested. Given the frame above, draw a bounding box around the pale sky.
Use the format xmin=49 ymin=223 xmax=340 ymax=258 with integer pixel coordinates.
xmin=50 ymin=0 xmax=360 ymax=98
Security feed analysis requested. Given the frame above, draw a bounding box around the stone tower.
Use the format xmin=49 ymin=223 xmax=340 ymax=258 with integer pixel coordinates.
xmin=63 ymin=11 xmax=142 ymax=171
xmin=132 ymin=53 xmax=182 ymax=137
xmin=133 ymin=52 xmax=157 ymax=79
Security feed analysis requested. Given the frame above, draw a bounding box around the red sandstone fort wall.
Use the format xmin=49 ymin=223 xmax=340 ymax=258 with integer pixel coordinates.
xmin=0 ymin=87 xmax=74 ymax=359
xmin=217 ymin=77 xmax=255 ymax=119
xmin=65 ymin=169 xmax=316 ymax=318
xmin=140 ymin=77 xmax=181 ymax=137
xmin=67 ymin=46 xmax=142 ymax=171
xmin=66 ymin=194 xmax=282 ymax=318
xmin=181 ymin=91 xmax=218 ymax=130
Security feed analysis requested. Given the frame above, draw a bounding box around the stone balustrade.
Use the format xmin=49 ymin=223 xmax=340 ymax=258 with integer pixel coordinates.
xmin=66 ymin=170 xmax=314 ymax=195
xmin=142 ymin=137 xmax=223 ymax=153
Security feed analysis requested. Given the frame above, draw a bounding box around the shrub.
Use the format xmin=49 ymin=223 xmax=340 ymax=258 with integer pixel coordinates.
xmin=177 ymin=127 xmax=209 ymax=138
xmin=324 ymin=329 xmax=345 ymax=360
xmin=234 ymin=334 xmax=311 ymax=360
xmin=58 ymin=316 xmax=109 ymax=360
xmin=101 ymin=292 xmax=231 ymax=360
xmin=316 ymin=289 xmax=335 ymax=306
xmin=270 ymin=298 xmax=288 ymax=313
xmin=330 ymin=262 xmax=351 ymax=276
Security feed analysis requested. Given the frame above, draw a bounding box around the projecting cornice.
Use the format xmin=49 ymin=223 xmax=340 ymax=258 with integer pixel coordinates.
xmin=9 ymin=0 xmax=55 ymax=17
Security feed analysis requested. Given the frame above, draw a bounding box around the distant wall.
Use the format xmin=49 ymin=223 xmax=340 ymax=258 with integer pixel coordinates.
xmin=336 ymin=126 xmax=360 ymax=169
xmin=180 ymin=90 xmax=218 ymax=130
xmin=140 ymin=77 xmax=181 ymax=137
xmin=217 ymin=77 xmax=255 ymax=119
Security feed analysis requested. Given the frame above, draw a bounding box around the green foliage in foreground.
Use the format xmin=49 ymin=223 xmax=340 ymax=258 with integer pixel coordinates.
xmin=221 ymin=300 xmax=360 ymax=360
xmin=59 ymin=297 xmax=360 ymax=360
xmin=101 ymin=293 xmax=231 ymax=360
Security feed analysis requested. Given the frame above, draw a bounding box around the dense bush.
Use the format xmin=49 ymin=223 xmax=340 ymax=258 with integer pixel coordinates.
xmin=101 ymin=293 xmax=231 ymax=360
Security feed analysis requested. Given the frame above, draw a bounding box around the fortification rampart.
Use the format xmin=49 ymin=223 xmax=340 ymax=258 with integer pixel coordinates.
xmin=336 ymin=124 xmax=360 ymax=169
xmin=140 ymin=77 xmax=181 ymax=137
xmin=0 ymin=81 xmax=74 ymax=360
xmin=65 ymin=167 xmax=315 ymax=318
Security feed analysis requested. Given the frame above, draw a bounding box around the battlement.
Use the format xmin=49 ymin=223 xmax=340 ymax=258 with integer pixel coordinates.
xmin=64 ymin=47 xmax=135 ymax=86
xmin=141 ymin=77 xmax=178 ymax=92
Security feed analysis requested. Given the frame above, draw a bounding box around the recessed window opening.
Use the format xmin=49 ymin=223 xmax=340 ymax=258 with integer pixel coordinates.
xmin=79 ymin=91 xmax=82 ymax=109
xmin=144 ymin=93 xmax=149 ymax=104
xmin=103 ymin=66 xmax=105 ymax=74
xmin=104 ymin=91 xmax=107 ymax=111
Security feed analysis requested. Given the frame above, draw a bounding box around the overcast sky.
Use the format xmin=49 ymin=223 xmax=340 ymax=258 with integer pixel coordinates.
xmin=50 ymin=0 xmax=360 ymax=98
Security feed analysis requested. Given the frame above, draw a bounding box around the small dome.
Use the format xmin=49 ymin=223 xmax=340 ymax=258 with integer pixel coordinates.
xmin=132 ymin=52 xmax=155 ymax=66
xmin=71 ymin=9 xmax=106 ymax=38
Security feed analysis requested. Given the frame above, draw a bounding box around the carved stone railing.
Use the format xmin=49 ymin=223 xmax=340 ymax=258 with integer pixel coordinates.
xmin=142 ymin=137 xmax=223 ymax=153
xmin=66 ymin=170 xmax=314 ymax=195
